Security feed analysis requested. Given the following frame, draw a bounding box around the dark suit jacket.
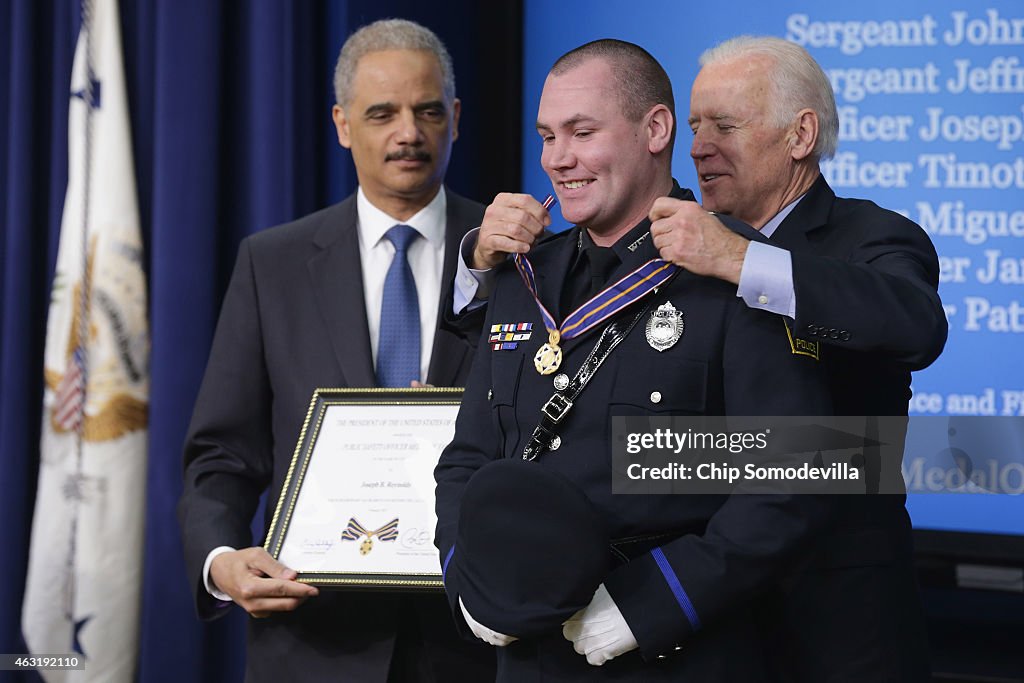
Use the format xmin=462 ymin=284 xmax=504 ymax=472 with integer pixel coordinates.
xmin=178 ymin=189 xmax=494 ymax=682
xmin=435 ymin=211 xmax=840 ymax=681
xmin=779 ymin=175 xmax=946 ymax=403
xmin=764 ymin=176 xmax=943 ymax=682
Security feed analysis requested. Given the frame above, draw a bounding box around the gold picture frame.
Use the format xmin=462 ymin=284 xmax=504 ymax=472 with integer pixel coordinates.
xmin=264 ymin=387 xmax=462 ymax=590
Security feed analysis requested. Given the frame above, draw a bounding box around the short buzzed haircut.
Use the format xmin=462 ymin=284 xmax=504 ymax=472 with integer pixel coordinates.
xmin=551 ymin=39 xmax=675 ymax=138
xmin=333 ymin=19 xmax=455 ymax=107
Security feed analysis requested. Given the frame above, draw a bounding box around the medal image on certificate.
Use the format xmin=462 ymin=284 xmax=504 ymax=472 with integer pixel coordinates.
xmin=264 ymin=388 xmax=461 ymax=590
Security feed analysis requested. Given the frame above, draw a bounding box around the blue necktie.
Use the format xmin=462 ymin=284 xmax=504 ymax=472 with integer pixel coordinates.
xmin=377 ymin=224 xmax=421 ymax=387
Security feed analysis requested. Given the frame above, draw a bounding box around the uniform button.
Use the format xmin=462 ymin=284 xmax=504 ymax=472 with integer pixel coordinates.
xmin=829 ymin=328 xmax=839 ymax=339
xmin=553 ymin=373 xmax=569 ymax=391
xmin=650 ymin=391 xmax=662 ymax=404
xmin=840 ymin=330 xmax=851 ymax=341
xmin=550 ymin=435 xmax=561 ymax=451
xmin=806 ymin=325 xmax=817 ymax=335
xmin=487 ymin=389 xmax=493 ymax=400
xmin=656 ymin=655 xmax=667 ymax=660
xmin=757 ymin=294 xmax=769 ymax=305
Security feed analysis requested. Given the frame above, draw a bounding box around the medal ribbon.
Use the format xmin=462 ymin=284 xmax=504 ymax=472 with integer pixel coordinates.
xmin=340 ymin=517 xmax=399 ymax=542
xmin=513 ymin=251 xmax=678 ymax=345
xmin=340 ymin=518 xmax=369 ymax=541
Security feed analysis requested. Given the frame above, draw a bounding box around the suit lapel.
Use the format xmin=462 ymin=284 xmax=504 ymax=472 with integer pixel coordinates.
xmin=307 ymin=196 xmax=377 ymax=388
xmin=770 ymin=175 xmax=833 ymax=250
xmin=427 ymin=190 xmax=484 ymax=385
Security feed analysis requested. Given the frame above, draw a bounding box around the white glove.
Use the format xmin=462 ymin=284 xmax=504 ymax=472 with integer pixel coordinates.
xmin=562 ymin=583 xmax=638 ymax=666
xmin=459 ymin=596 xmax=519 ymax=647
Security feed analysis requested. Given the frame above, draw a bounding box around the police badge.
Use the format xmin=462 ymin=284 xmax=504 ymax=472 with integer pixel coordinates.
xmin=645 ymin=301 xmax=684 ymax=351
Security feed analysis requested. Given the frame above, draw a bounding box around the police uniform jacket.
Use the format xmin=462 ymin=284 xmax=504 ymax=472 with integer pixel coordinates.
xmin=435 ymin=185 xmax=841 ymax=681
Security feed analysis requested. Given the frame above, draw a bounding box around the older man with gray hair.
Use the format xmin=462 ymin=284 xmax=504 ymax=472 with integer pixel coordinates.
xmin=649 ymin=35 xmax=942 ymax=681
xmin=179 ymin=18 xmax=494 ymax=683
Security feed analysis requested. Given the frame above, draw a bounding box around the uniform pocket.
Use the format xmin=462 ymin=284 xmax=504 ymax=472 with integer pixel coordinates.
xmin=490 ymin=352 xmax=524 ymax=457
xmin=608 ymin=356 xmax=709 ymax=415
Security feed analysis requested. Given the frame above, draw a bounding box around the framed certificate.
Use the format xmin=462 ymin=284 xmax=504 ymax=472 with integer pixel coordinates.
xmin=264 ymin=387 xmax=462 ymax=590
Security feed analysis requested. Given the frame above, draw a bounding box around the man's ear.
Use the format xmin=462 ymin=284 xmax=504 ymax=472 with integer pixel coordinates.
xmin=646 ymin=104 xmax=673 ymax=155
xmin=332 ymin=104 xmax=353 ymax=149
xmin=789 ymin=108 xmax=818 ymax=161
xmin=451 ymin=98 xmax=461 ymax=143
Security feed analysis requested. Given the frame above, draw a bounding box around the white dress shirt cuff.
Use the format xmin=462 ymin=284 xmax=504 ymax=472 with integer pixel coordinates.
xmin=737 ymin=241 xmax=796 ymax=319
xmin=203 ymin=546 xmax=236 ymax=602
xmin=453 ymin=228 xmax=495 ymax=315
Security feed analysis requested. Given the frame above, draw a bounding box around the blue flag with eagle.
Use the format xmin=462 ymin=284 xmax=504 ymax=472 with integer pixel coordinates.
xmin=21 ymin=0 xmax=148 ymax=680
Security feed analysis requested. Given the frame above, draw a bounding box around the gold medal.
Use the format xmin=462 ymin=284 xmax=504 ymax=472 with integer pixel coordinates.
xmin=534 ymin=329 xmax=563 ymax=375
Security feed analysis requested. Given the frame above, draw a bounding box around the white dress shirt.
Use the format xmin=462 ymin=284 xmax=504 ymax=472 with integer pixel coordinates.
xmin=357 ymin=186 xmax=446 ymax=383
xmin=736 ymin=195 xmax=804 ymax=319
xmin=453 ymin=228 xmax=489 ymax=314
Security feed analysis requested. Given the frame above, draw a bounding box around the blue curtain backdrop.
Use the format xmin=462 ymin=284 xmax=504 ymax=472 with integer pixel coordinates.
xmin=0 ymin=2 xmax=522 ymax=681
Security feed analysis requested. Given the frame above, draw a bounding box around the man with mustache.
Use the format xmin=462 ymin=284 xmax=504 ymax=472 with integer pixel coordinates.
xmin=178 ymin=19 xmax=494 ymax=682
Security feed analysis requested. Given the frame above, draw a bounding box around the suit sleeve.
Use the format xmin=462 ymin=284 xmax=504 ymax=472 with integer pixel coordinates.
xmin=438 ymin=277 xmax=489 ymax=345
xmin=177 ymin=239 xmax=274 ymax=619
xmin=605 ymin=304 xmax=838 ymax=659
xmin=434 ymin=281 xmax=505 ymax=637
xmin=789 ymin=210 xmax=946 ymax=371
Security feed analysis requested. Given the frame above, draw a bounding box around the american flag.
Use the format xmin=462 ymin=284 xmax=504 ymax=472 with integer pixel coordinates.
xmin=54 ymin=347 xmax=86 ymax=431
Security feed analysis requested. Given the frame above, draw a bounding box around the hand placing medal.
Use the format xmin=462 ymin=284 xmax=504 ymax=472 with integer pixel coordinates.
xmin=513 ymin=197 xmax=679 ymax=377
